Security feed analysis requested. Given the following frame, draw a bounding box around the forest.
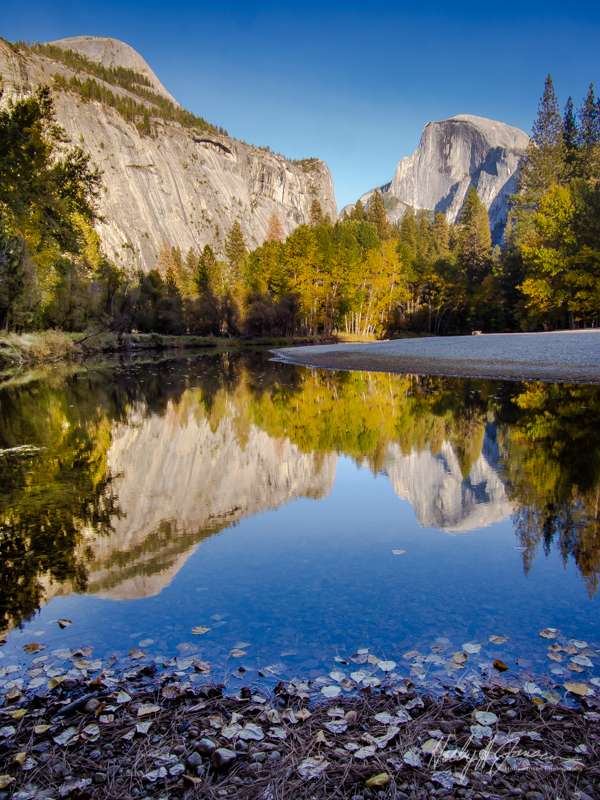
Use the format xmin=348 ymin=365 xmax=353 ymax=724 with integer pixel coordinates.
xmin=0 ymin=75 xmax=599 ymax=338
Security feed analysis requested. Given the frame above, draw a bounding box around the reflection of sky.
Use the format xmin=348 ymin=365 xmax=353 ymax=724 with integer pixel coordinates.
xmin=7 ymin=456 xmax=600 ymax=684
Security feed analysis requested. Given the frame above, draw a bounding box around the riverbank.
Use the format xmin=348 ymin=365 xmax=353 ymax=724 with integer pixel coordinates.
xmin=0 ymin=331 xmax=335 ymax=370
xmin=274 ymin=330 xmax=600 ymax=384
xmin=0 ymin=669 xmax=597 ymax=800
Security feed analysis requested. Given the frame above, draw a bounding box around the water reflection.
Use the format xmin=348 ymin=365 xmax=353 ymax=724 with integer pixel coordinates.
xmin=1 ymin=352 xmax=599 ymax=633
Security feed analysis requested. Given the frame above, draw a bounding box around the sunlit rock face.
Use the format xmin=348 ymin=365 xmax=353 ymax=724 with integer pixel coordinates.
xmin=87 ymin=401 xmax=337 ymax=599
xmin=353 ymin=115 xmax=529 ymax=241
xmin=0 ymin=37 xmax=336 ymax=268
xmin=384 ymin=426 xmax=513 ymax=532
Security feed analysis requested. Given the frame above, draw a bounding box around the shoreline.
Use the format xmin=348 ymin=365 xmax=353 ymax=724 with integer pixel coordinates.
xmin=1 ymin=669 xmax=597 ymax=799
xmin=273 ymin=330 xmax=600 ymax=385
xmin=0 ymin=332 xmax=337 ymax=371
xmin=1 ymin=628 xmax=598 ymax=799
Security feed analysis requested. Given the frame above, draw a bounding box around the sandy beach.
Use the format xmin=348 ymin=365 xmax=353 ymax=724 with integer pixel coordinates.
xmin=274 ymin=330 xmax=600 ymax=383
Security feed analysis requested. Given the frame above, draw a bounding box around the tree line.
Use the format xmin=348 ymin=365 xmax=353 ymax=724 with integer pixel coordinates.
xmin=1 ymin=75 xmax=598 ymax=337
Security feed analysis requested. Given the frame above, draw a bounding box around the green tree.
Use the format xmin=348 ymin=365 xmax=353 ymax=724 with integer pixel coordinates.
xmin=456 ymin=188 xmax=492 ymax=282
xmin=563 ymin=96 xmax=579 ymax=178
xmin=519 ymin=74 xmax=565 ymax=198
xmin=366 ymin=190 xmax=388 ymax=239
xmin=224 ymin=221 xmax=247 ymax=285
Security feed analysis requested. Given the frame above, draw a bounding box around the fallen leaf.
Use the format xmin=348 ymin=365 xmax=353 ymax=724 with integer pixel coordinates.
xmin=366 ymin=772 xmax=390 ymax=788
xmin=564 ymin=682 xmax=593 ymax=697
xmin=53 ymin=726 xmax=77 ymax=745
xmin=136 ymin=721 xmax=152 ymax=735
xmin=572 ymin=655 xmax=593 ymax=668
xmin=23 ymin=643 xmax=45 ymax=654
xmin=298 ymin=756 xmax=328 ymax=779
xmin=378 ymin=660 xmax=396 ymax=673
xmin=137 ymin=703 xmax=160 ymax=717
xmin=192 ymin=626 xmax=210 ymax=636
xmin=539 ymin=628 xmax=559 ymax=640
xmin=0 ymin=776 xmax=14 ymax=789
xmin=391 ymin=549 xmax=406 ymax=556
xmin=493 ymin=659 xmax=509 ymax=672
xmin=462 ymin=642 xmax=481 ymax=655
xmin=354 ymin=745 xmax=376 ymax=759
xmin=474 ymin=711 xmax=498 ymax=725
xmin=57 ymin=619 xmax=72 ymax=629
xmin=321 ymin=685 xmax=341 ymax=698
xmin=403 ymin=747 xmax=422 ymax=767
xmin=34 ymin=724 xmax=50 ymax=734
xmin=489 ymin=635 xmax=508 ymax=644
xmin=239 ymin=723 xmax=264 ymax=741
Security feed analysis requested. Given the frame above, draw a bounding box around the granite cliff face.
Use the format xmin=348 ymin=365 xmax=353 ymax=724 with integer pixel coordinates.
xmin=0 ymin=36 xmax=337 ymax=268
xmin=354 ymin=115 xmax=529 ymax=241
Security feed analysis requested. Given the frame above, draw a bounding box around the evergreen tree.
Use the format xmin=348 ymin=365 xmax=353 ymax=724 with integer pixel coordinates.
xmin=578 ymin=83 xmax=600 ymax=148
xmin=577 ymin=83 xmax=600 ymax=179
xmin=366 ymin=191 xmax=388 ymax=239
xmin=520 ymin=74 xmax=565 ymax=197
xmin=563 ymin=96 xmax=579 ymax=177
xmin=457 ymin=188 xmax=492 ymax=282
xmin=224 ymin=221 xmax=247 ymax=277
xmin=196 ymin=245 xmax=217 ymax=294
xmin=348 ymin=199 xmax=366 ymax=222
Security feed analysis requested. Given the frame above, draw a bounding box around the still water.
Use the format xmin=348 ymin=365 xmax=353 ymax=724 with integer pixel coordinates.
xmin=1 ymin=351 xmax=599 ymax=693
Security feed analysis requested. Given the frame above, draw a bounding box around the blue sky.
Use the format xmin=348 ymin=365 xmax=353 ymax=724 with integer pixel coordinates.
xmin=3 ymin=1 xmax=600 ymax=207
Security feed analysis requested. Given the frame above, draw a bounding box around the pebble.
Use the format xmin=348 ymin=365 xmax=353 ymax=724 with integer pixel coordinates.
xmin=268 ymin=750 xmax=281 ymax=761
xmin=196 ymin=737 xmax=216 ymax=755
xmin=251 ymin=752 xmax=267 ymax=763
xmin=212 ymin=747 xmax=237 ymax=769
xmin=186 ymin=751 xmax=203 ymax=768
xmin=93 ymin=772 xmax=106 ymax=784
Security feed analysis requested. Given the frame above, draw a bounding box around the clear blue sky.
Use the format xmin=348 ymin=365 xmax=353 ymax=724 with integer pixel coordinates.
xmin=3 ymin=1 xmax=600 ymax=208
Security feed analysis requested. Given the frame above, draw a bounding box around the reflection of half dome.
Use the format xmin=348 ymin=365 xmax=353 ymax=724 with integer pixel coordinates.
xmin=384 ymin=424 xmax=512 ymax=532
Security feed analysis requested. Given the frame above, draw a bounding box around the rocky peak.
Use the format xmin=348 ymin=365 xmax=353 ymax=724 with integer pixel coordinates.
xmin=50 ymin=35 xmax=179 ymax=105
xmin=354 ymin=114 xmax=529 ymax=242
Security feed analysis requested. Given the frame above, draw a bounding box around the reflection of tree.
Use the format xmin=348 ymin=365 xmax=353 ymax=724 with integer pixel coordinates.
xmin=0 ymin=377 xmax=119 ymax=631
xmin=499 ymin=383 xmax=600 ymax=594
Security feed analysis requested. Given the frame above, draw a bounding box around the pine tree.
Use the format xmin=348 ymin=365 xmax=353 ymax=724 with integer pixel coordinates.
xmin=349 ymin=199 xmax=366 ymax=222
xmin=432 ymin=212 xmax=450 ymax=258
xmin=196 ymin=245 xmax=217 ymax=294
xmin=224 ymin=221 xmax=247 ymax=285
xmin=457 ymin=188 xmax=492 ymax=283
xmin=266 ymin=212 xmax=284 ymax=242
xmin=520 ymin=74 xmax=565 ymax=197
xmin=366 ymin=191 xmax=388 ymax=239
xmin=563 ymin=96 xmax=579 ymax=177
xmin=577 ymin=83 xmax=600 ymax=178
xmin=578 ymin=83 xmax=600 ymax=148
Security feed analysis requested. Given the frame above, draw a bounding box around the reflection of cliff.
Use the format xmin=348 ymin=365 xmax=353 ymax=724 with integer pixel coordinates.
xmin=86 ymin=399 xmax=336 ymax=599
xmin=384 ymin=425 xmax=513 ymax=532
